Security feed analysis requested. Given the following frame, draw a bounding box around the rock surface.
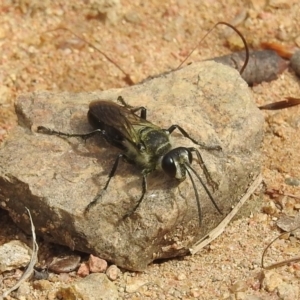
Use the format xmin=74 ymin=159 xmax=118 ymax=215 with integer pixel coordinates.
xmin=0 ymin=61 xmax=263 ymax=270
xmin=57 ymin=273 xmax=119 ymax=300
xmin=0 ymin=240 xmax=32 ymax=273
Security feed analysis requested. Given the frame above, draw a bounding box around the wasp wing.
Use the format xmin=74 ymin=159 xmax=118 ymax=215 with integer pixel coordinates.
xmin=88 ymin=100 xmax=158 ymax=150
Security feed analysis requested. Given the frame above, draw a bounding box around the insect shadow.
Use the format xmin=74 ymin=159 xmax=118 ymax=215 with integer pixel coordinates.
xmin=37 ymin=96 xmax=223 ymax=226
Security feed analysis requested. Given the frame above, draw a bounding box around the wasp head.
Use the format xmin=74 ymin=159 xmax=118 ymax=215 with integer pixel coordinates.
xmin=161 ymin=147 xmax=192 ymax=181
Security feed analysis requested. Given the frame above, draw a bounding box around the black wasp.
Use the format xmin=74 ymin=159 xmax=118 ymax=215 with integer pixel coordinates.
xmin=37 ymin=96 xmax=222 ymax=225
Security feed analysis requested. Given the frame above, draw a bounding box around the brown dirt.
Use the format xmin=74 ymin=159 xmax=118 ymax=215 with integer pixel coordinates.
xmin=1 ymin=0 xmax=300 ymax=299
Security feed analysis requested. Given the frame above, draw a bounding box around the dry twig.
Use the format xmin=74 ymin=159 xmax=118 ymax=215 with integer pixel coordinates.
xmin=261 ymin=226 xmax=300 ymax=270
xmin=0 ymin=208 xmax=39 ymax=300
xmin=190 ymin=174 xmax=262 ymax=254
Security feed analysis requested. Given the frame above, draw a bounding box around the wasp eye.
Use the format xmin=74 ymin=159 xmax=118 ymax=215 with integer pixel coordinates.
xmin=162 ymin=154 xmax=176 ymax=178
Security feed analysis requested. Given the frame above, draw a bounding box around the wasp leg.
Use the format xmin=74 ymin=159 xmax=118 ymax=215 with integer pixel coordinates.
xmin=123 ymin=174 xmax=147 ymax=219
xmin=187 ymin=150 xmax=222 ymax=215
xmin=166 ymin=124 xmax=221 ymax=151
xmin=37 ymin=126 xmax=103 ymax=142
xmin=117 ymin=96 xmax=147 ymax=119
xmin=187 ymin=147 xmax=218 ymax=192
xmin=85 ymin=153 xmax=125 ymax=214
xmin=117 ymin=95 xmax=132 ymax=107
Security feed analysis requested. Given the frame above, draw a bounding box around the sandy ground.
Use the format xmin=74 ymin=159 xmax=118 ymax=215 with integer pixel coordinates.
xmin=1 ymin=0 xmax=300 ymax=299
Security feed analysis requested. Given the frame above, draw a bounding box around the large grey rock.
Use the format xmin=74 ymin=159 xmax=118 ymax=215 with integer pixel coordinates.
xmin=0 ymin=61 xmax=263 ymax=271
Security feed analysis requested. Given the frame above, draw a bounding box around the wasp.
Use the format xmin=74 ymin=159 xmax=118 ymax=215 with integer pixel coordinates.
xmin=37 ymin=97 xmax=222 ymax=225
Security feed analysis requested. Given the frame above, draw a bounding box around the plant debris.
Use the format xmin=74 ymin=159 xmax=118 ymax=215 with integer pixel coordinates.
xmin=258 ymin=97 xmax=300 ymax=110
xmin=210 ymin=50 xmax=288 ymax=85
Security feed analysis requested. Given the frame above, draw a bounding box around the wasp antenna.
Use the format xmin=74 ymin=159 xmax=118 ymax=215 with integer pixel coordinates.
xmin=185 ymin=165 xmax=202 ymax=226
xmin=44 ymin=27 xmax=135 ymax=86
xmin=176 ymin=21 xmax=249 ymax=75
xmin=187 ymin=164 xmax=222 ymax=215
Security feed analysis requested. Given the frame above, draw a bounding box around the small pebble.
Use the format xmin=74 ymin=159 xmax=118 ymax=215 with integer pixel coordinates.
xmin=285 ymin=177 xmax=300 ymax=186
xmin=262 ymin=201 xmax=278 ymax=215
xmin=262 ymin=270 xmax=283 ymax=292
xmin=176 ymin=273 xmax=186 ymax=280
xmin=277 ymin=282 xmax=299 ymax=300
xmin=77 ymin=262 xmax=90 ymax=277
xmin=32 ymin=279 xmax=52 ymax=291
xmin=15 ymin=282 xmax=31 ymax=298
xmin=48 ymin=255 xmax=81 ymax=274
xmin=230 ymin=280 xmax=248 ymax=292
xmin=125 ymin=277 xmax=148 ymax=293
xmin=0 ymin=240 xmax=32 ymax=273
xmin=88 ymin=254 xmax=108 ymax=273
xmin=190 ymin=288 xmax=200 ymax=297
xmin=106 ymin=265 xmax=120 ymax=281
xmin=124 ymin=11 xmax=141 ymax=23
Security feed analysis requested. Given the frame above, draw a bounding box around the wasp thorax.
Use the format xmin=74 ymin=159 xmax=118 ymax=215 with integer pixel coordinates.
xmin=161 ymin=147 xmax=193 ymax=180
